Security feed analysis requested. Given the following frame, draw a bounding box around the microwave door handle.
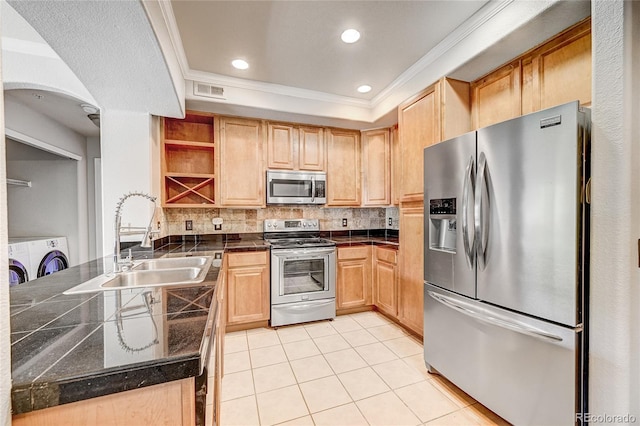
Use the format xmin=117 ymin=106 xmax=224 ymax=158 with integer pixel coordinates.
xmin=311 ymin=178 xmax=316 ymax=203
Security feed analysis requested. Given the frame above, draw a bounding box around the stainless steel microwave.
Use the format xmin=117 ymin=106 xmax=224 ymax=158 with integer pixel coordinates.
xmin=266 ymin=170 xmax=326 ymax=205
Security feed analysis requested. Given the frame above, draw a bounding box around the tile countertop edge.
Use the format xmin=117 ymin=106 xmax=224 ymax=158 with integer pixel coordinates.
xmin=10 ymin=251 xmax=223 ymax=416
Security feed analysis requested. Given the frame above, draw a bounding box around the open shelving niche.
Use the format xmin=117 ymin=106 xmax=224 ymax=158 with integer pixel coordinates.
xmin=162 ymin=112 xmax=216 ymax=207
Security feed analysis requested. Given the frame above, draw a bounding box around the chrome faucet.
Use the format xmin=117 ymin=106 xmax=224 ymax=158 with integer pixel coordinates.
xmin=114 ymin=191 xmax=158 ymax=272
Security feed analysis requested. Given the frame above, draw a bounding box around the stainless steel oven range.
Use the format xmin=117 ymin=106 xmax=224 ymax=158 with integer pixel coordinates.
xmin=264 ymin=219 xmax=336 ymax=327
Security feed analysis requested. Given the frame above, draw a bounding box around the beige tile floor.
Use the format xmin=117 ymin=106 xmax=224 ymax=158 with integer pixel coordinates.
xmin=210 ymin=311 xmax=509 ymax=426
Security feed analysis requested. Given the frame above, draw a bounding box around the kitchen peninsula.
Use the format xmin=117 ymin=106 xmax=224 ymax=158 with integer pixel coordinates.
xmin=8 ymin=235 xmax=261 ymax=425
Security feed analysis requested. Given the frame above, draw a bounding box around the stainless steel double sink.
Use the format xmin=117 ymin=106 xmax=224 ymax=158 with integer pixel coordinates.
xmin=63 ymin=256 xmax=214 ymax=295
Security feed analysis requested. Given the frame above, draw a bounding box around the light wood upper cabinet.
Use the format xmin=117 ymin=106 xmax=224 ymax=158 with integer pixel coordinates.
xmin=298 ymin=126 xmax=325 ymax=171
xmin=398 ymin=202 xmax=424 ymax=337
xmin=398 ymin=83 xmax=439 ymax=203
xmin=391 ymin=125 xmax=401 ymax=206
xmin=326 ymin=128 xmax=361 ymax=206
xmin=266 ymin=123 xmax=325 ymax=171
xmin=374 ymin=246 xmax=398 ymax=318
xmin=218 ymin=116 xmax=265 ymax=207
xmin=226 ymin=251 xmax=270 ymax=325
xmin=337 ymin=246 xmax=372 ymax=310
xmin=471 ymin=61 xmax=522 ymax=129
xmin=397 ymin=77 xmax=471 ymax=203
xmin=362 ymin=128 xmax=391 ymax=206
xmin=473 ymin=18 xmax=591 ymax=123
xmin=267 ymin=122 xmax=296 ymax=170
xmin=522 ymin=18 xmax=591 ymax=114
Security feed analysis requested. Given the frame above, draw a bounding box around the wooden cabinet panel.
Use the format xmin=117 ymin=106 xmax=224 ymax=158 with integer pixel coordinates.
xmin=327 ymin=129 xmax=361 ymax=206
xmin=266 ymin=123 xmax=325 ymax=171
xmin=523 ymin=19 xmax=591 ymax=112
xmin=218 ymin=117 xmax=265 ymax=207
xmin=362 ymin=128 xmax=391 ymax=206
xmin=441 ymin=78 xmax=472 ymax=141
xmin=374 ymin=246 xmax=398 ymax=318
xmin=267 ymin=122 xmax=296 ymax=170
xmin=391 ymin=125 xmax=401 ymax=206
xmin=398 ymin=203 xmax=424 ymax=336
xmin=398 ymin=82 xmax=441 ymax=203
xmin=471 ymin=61 xmax=521 ymax=129
xmin=337 ymin=246 xmax=372 ymax=310
xmin=226 ymin=251 xmax=270 ymax=325
xmin=13 ymin=379 xmax=195 ymax=426
xmin=299 ymin=126 xmax=325 ymax=171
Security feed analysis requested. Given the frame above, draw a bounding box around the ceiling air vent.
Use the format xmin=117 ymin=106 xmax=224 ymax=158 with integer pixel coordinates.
xmin=194 ymin=82 xmax=225 ymax=99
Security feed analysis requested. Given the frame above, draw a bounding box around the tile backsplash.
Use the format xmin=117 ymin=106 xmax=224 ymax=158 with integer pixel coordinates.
xmin=158 ymin=206 xmax=400 ymax=237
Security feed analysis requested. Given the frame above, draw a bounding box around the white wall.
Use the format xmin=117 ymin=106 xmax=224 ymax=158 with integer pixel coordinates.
xmin=0 ymin=23 xmax=12 ymax=426
xmin=100 ymin=110 xmax=155 ymax=260
xmin=86 ymin=136 xmax=101 ymax=260
xmin=4 ymin=96 xmax=90 ymax=264
xmin=590 ymin=0 xmax=640 ymax=420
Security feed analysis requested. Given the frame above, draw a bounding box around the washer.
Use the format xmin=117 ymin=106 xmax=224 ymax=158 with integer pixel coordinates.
xmin=8 ymin=240 xmax=31 ymax=286
xmin=27 ymin=237 xmax=70 ymax=279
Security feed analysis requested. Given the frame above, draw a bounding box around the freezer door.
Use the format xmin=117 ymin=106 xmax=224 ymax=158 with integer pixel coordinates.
xmin=423 ymin=131 xmax=476 ymax=298
xmin=476 ymin=101 xmax=586 ymax=327
xmin=424 ymin=283 xmax=580 ymax=426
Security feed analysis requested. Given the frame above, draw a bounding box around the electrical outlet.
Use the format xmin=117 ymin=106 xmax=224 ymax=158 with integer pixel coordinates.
xmin=185 ymin=220 xmax=193 ymax=231
xmin=342 ymin=218 xmax=348 ymax=227
xmin=388 ymin=218 xmax=392 ymax=226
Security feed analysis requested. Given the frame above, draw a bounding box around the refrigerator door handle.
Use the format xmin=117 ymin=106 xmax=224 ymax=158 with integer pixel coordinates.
xmin=474 ymin=152 xmax=489 ymax=269
xmin=427 ymin=290 xmax=564 ymax=343
xmin=462 ymin=156 xmax=475 ymax=268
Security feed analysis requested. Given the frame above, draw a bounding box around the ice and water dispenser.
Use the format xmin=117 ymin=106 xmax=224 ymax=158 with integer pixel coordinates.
xmin=429 ymin=198 xmax=457 ymax=253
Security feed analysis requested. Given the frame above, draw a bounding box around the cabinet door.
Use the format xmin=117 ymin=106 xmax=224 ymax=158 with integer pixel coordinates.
xmin=218 ymin=117 xmax=265 ymax=207
xmin=523 ymin=19 xmax=591 ymax=113
xmin=327 ymin=129 xmax=361 ymax=206
xmin=398 ymin=82 xmax=441 ymax=202
xmin=362 ymin=129 xmax=391 ymax=206
xmin=471 ymin=61 xmax=521 ymax=129
xmin=337 ymin=246 xmax=372 ymax=310
xmin=298 ymin=126 xmax=325 ymax=171
xmin=391 ymin=125 xmax=401 ymax=205
xmin=267 ymin=123 xmax=296 ymax=170
xmin=374 ymin=247 xmax=397 ymax=317
xmin=226 ymin=252 xmax=270 ymax=325
xmin=398 ymin=203 xmax=424 ymax=336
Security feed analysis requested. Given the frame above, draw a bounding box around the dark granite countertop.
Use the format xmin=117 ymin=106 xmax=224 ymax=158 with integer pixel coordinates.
xmin=9 ymin=241 xmax=226 ymax=415
xmin=321 ymin=229 xmax=399 ymax=248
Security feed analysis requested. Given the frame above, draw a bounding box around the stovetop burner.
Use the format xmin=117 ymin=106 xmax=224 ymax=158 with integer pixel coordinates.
xmin=264 ymin=219 xmax=335 ymax=249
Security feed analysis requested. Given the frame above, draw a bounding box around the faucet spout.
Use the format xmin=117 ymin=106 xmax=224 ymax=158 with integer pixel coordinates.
xmin=114 ymin=191 xmax=157 ymax=272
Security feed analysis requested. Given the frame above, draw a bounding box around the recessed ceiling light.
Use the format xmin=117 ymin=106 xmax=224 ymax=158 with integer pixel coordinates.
xmin=357 ymin=85 xmax=372 ymax=94
xmin=341 ymin=29 xmax=360 ymax=44
xmin=80 ymin=103 xmax=99 ymax=114
xmin=231 ymin=59 xmax=249 ymax=70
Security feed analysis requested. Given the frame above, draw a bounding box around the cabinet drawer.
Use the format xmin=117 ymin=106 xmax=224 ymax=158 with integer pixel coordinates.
xmin=227 ymin=251 xmax=268 ymax=268
xmin=375 ymin=247 xmax=397 ymax=264
xmin=338 ymin=246 xmax=370 ymax=260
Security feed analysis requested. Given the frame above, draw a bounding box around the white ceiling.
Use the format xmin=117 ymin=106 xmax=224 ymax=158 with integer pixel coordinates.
xmin=171 ymin=0 xmax=489 ymax=100
xmin=3 ymin=0 xmax=591 ymax=136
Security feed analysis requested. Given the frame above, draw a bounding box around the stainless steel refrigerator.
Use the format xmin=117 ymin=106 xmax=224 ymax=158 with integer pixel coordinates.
xmin=423 ymin=101 xmax=590 ymax=425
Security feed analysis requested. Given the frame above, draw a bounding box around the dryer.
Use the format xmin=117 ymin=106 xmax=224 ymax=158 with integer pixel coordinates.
xmin=8 ymin=240 xmax=31 ymax=286
xmin=27 ymin=237 xmax=70 ymax=279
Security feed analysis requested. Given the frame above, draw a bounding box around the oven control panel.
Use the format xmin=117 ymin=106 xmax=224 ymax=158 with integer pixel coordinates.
xmin=264 ymin=219 xmax=320 ymax=232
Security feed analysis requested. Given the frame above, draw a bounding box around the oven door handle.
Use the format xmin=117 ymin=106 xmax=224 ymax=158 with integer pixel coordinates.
xmin=272 ymin=248 xmax=336 ymax=257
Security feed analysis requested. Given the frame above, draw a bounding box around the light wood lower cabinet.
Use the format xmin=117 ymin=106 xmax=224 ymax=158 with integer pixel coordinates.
xmin=398 ymin=203 xmax=424 ymax=336
xmin=12 ymin=379 xmax=195 ymax=426
xmin=336 ymin=246 xmax=372 ymax=311
xmin=374 ymin=246 xmax=398 ymax=318
xmin=226 ymin=251 xmax=270 ymax=325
